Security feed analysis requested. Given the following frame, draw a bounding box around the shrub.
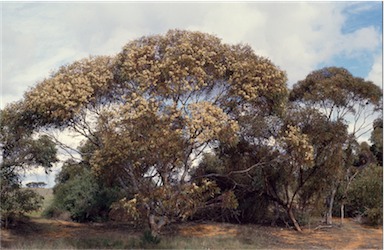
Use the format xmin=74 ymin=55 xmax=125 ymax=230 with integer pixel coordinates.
xmin=365 ymin=207 xmax=382 ymax=226
xmin=45 ymin=166 xmax=122 ymax=222
xmin=1 ymin=187 xmax=43 ymax=228
xmin=346 ymin=165 xmax=382 ymax=226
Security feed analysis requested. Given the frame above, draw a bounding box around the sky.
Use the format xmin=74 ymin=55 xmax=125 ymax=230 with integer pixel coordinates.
xmin=1 ymin=1 xmax=383 ymax=187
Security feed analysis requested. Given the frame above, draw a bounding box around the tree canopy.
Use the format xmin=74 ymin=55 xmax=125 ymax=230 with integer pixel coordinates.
xmin=7 ymin=30 xmax=288 ymax=235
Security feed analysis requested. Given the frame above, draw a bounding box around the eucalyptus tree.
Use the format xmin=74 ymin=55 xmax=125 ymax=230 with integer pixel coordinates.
xmin=18 ymin=30 xmax=288 ymax=236
xmin=289 ymin=67 xmax=382 ymax=224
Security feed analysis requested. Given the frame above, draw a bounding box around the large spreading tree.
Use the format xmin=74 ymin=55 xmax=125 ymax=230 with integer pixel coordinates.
xmin=10 ymin=30 xmax=288 ymax=235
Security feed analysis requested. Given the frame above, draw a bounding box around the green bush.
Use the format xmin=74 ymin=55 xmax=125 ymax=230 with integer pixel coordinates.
xmin=46 ymin=166 xmax=121 ymax=222
xmin=1 ymin=187 xmax=43 ymax=227
xmin=365 ymin=207 xmax=382 ymax=226
xmin=346 ymin=165 xmax=383 ymax=226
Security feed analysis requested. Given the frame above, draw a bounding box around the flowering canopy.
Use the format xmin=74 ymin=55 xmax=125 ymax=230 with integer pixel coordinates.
xmin=17 ymin=30 xmax=288 ymax=234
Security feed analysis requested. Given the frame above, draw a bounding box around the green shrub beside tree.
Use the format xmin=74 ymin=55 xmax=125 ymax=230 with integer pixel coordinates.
xmin=345 ymin=165 xmax=383 ymax=226
xmin=44 ymin=160 xmax=123 ymax=222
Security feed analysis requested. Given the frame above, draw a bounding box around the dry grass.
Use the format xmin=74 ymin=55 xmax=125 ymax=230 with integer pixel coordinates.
xmin=1 ymin=217 xmax=382 ymax=249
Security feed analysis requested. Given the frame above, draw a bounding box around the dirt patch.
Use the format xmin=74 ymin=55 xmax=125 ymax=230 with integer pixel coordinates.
xmin=271 ymin=218 xmax=383 ymax=249
xmin=178 ymin=222 xmax=238 ymax=237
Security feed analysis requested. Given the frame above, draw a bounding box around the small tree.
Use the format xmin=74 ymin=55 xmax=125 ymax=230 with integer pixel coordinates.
xmin=0 ymin=105 xmax=58 ymax=228
xmin=45 ymin=141 xmax=124 ymax=222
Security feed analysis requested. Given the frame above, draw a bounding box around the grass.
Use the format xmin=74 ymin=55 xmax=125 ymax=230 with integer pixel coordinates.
xmin=156 ymin=235 xmax=265 ymax=249
xmin=9 ymin=233 xmax=269 ymax=249
xmin=2 ymin=215 xmax=277 ymax=249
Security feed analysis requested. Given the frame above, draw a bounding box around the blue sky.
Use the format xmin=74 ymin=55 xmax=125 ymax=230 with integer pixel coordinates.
xmin=330 ymin=2 xmax=382 ymax=78
xmin=1 ymin=1 xmax=383 ymax=187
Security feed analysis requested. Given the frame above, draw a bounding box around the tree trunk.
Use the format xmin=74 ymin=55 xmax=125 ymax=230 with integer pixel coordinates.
xmin=287 ymin=207 xmax=302 ymax=232
xmin=272 ymin=201 xmax=280 ymax=226
xmin=325 ymin=187 xmax=337 ymax=225
xmin=340 ymin=169 xmax=359 ymax=226
xmin=148 ymin=214 xmax=168 ymax=237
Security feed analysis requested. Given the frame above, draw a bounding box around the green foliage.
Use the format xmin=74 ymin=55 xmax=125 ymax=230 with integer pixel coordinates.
xmin=46 ymin=161 xmax=122 ymax=222
xmin=0 ymin=180 xmax=43 ymax=227
xmin=1 ymin=105 xmax=58 ymax=170
xmin=193 ymin=143 xmax=273 ymax=224
xmin=290 ymin=67 xmax=382 ymax=111
xmin=370 ymin=118 xmax=383 ymax=166
xmin=0 ymin=107 xmax=57 ymax=228
xmin=345 ymin=165 xmax=383 ymax=226
xmin=52 ymin=168 xmax=99 ymax=221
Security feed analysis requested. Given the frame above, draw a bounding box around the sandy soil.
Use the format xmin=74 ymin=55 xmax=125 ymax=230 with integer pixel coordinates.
xmin=177 ymin=218 xmax=382 ymax=249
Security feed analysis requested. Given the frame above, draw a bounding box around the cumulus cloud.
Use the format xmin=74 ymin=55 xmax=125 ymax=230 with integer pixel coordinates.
xmin=342 ymin=27 xmax=381 ymax=56
xmin=184 ymin=2 xmax=381 ymax=85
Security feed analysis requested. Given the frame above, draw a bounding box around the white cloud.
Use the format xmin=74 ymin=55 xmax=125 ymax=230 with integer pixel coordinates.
xmin=191 ymin=3 xmax=266 ymax=45
xmin=367 ymin=53 xmax=383 ymax=87
xmin=184 ymin=2 xmax=370 ymax=86
xmin=342 ymin=27 xmax=381 ymax=56
xmin=343 ymin=2 xmax=381 ymax=15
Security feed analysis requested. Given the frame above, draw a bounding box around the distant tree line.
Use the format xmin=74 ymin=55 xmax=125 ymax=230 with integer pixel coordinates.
xmin=26 ymin=182 xmax=47 ymax=188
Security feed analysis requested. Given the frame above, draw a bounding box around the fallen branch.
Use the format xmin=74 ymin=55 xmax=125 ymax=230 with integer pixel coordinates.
xmin=314 ymin=225 xmax=333 ymax=231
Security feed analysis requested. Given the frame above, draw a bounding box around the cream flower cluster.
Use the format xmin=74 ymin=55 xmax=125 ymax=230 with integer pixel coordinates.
xmin=283 ymin=125 xmax=314 ymax=168
xmin=187 ymin=101 xmax=239 ymax=144
xmin=24 ymin=56 xmax=114 ymax=122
